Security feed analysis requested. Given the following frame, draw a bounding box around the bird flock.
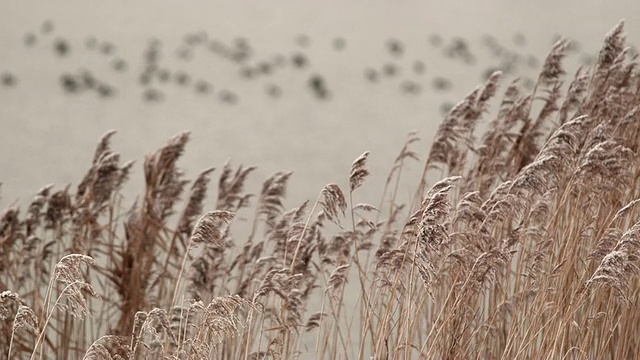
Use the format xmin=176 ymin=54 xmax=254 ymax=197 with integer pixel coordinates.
xmin=1 ymin=19 xmax=620 ymax=112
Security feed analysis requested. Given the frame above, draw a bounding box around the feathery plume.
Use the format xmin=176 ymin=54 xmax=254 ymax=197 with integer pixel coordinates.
xmin=0 ymin=291 xmax=22 ymax=320
xmin=320 ymin=184 xmax=347 ymax=224
xmin=327 ymin=264 xmax=350 ymax=290
xmin=177 ymin=167 xmax=216 ymax=236
xmin=258 ymin=171 xmax=293 ymax=229
xmin=353 ymin=203 xmax=380 ymax=213
xmin=305 ymin=312 xmax=326 ymax=332
xmin=83 ymin=335 xmax=130 ymax=360
xmin=558 ymin=67 xmax=590 ymax=125
xmin=596 ymin=20 xmax=626 ymax=72
xmin=350 ymin=151 xmax=371 ymax=192
xmin=190 ymin=211 xmax=235 ymax=249
xmin=13 ymin=305 xmax=39 ymax=335
xmin=53 ymin=254 xmax=98 ymax=318
xmin=92 ymin=130 xmax=117 ymax=164
xmin=538 ymin=38 xmax=568 ymax=86
xmin=587 ymin=222 xmax=640 ymax=300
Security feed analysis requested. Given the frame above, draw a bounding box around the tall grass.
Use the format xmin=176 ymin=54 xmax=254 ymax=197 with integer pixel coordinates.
xmin=2 ymin=21 xmax=640 ymax=359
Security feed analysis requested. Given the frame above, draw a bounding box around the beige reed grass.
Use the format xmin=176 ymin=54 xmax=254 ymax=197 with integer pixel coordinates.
xmin=2 ymin=20 xmax=640 ymax=359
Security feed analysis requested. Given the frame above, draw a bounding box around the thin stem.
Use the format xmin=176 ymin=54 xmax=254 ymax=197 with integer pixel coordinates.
xmin=170 ymin=240 xmax=193 ymax=314
xmin=30 ymin=281 xmax=86 ymax=360
xmin=289 ymin=193 xmax=321 ymax=272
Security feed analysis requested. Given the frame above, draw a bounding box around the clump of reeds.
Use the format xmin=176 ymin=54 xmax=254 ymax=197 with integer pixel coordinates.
xmin=2 ymin=20 xmax=640 ymax=359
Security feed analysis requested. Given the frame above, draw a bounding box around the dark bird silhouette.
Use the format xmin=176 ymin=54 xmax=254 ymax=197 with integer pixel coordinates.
xmin=258 ymin=62 xmax=272 ymax=75
xmin=429 ymin=34 xmax=443 ymax=47
xmin=174 ymin=71 xmax=191 ymax=86
xmin=444 ymin=38 xmax=475 ymax=65
xmin=386 ymin=38 xmax=404 ymax=57
xmin=440 ymin=101 xmax=454 ymax=115
xmin=295 ymin=34 xmax=310 ymax=48
xmin=60 ymin=73 xmax=80 ymax=93
xmin=1 ymin=73 xmax=17 ymax=87
xmin=291 ymin=53 xmax=308 ymax=68
xmin=234 ymin=37 xmax=250 ymax=51
xmin=156 ymin=69 xmax=170 ymax=83
xmin=100 ymin=42 xmax=115 ymax=55
xmin=79 ymin=70 xmax=97 ymax=89
xmin=233 ymin=37 xmax=252 ymax=62
xmin=272 ymin=54 xmax=286 ymax=67
xmin=266 ymin=83 xmax=282 ymax=98
xmin=208 ymin=40 xmax=224 ymax=53
xmin=219 ymin=90 xmax=238 ymax=104
xmin=580 ymin=54 xmax=596 ymax=67
xmin=364 ymin=68 xmax=379 ymax=83
xmin=96 ymin=83 xmax=115 ymax=98
xmin=183 ymin=33 xmax=203 ymax=46
xmin=196 ymin=31 xmax=208 ymax=44
xmin=139 ymin=71 xmax=153 ymax=86
xmin=566 ymin=40 xmax=581 ymax=53
xmin=309 ymin=74 xmax=329 ymax=100
xmin=231 ymin=51 xmax=250 ymax=63
xmin=176 ymin=46 xmax=193 ymax=61
xmin=333 ymin=37 xmax=346 ymax=51
xmin=54 ymin=39 xmax=71 ymax=57
xmin=526 ymin=55 xmax=539 ymax=69
xmin=111 ymin=58 xmax=128 ymax=72
xmin=143 ymin=88 xmax=164 ymax=102
xmin=194 ymin=80 xmax=212 ymax=94
xmin=522 ymin=77 xmax=535 ymax=90
xmin=41 ymin=20 xmax=54 ymax=35
xmin=23 ymin=33 xmax=37 ymax=47
xmin=432 ymin=77 xmax=452 ymax=91
xmin=383 ymin=63 xmax=399 ymax=77
xmin=239 ymin=67 xmax=254 ymax=79
xmin=400 ymin=80 xmax=422 ymax=95
xmin=144 ymin=38 xmax=163 ymax=63
xmin=513 ymin=32 xmax=526 ymax=47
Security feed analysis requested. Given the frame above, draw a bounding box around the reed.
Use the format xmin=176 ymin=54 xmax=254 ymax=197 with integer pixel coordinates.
xmin=2 ymin=21 xmax=640 ymax=359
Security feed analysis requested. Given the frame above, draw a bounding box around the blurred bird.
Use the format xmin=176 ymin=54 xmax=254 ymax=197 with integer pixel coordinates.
xmin=41 ymin=20 xmax=54 ymax=34
xmin=195 ymin=80 xmax=212 ymax=94
xmin=96 ymin=83 xmax=115 ymax=98
xmin=433 ymin=77 xmax=452 ymax=91
xmin=309 ymin=74 xmax=329 ymax=99
xmin=54 ymin=39 xmax=71 ymax=57
xmin=174 ymin=71 xmax=191 ymax=86
xmin=219 ymin=90 xmax=238 ymax=104
xmin=1 ymin=73 xmax=17 ymax=87
xmin=100 ymin=42 xmax=115 ymax=55
xmin=266 ymin=83 xmax=282 ymax=98
xmin=85 ymin=36 xmax=97 ymax=50
xmin=60 ymin=73 xmax=80 ymax=93
xmin=383 ymin=63 xmax=398 ymax=77
xmin=23 ymin=33 xmax=37 ymax=47
xmin=291 ymin=53 xmax=308 ymax=68
xmin=400 ymin=80 xmax=421 ymax=95
xmin=333 ymin=37 xmax=346 ymax=51
xmin=364 ymin=68 xmax=379 ymax=83
xmin=111 ymin=58 xmax=128 ymax=72
xmin=386 ymin=38 xmax=404 ymax=57
xmin=295 ymin=34 xmax=310 ymax=48
xmin=143 ymin=88 xmax=164 ymax=102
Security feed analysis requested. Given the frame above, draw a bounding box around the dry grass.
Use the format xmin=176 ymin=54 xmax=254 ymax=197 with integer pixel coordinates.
xmin=2 ymin=21 xmax=640 ymax=359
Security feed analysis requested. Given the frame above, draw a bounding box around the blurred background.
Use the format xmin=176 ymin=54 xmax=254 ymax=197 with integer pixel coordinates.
xmin=1 ymin=0 xmax=639 ymax=211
